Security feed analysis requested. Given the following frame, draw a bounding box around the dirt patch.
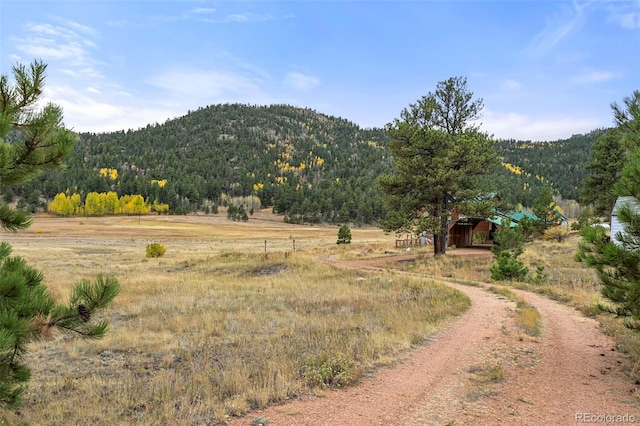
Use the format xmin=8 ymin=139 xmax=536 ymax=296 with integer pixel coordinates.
xmin=251 ymin=264 xmax=289 ymax=276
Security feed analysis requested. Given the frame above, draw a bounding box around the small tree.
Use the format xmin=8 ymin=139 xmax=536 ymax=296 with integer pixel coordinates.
xmin=337 ymin=224 xmax=352 ymax=244
xmin=226 ymin=204 xmax=248 ymax=222
xmin=0 ymin=60 xmax=120 ymax=408
xmin=516 ymin=216 xmax=537 ymax=241
xmin=532 ymin=186 xmax=556 ymax=231
xmin=490 ymin=219 xmax=528 ymax=281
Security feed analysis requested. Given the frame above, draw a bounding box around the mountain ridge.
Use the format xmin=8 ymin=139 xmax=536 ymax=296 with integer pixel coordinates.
xmin=13 ymin=103 xmax=604 ymax=221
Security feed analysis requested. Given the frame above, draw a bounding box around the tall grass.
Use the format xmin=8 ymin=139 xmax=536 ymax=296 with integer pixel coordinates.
xmin=4 ymin=246 xmax=469 ymax=425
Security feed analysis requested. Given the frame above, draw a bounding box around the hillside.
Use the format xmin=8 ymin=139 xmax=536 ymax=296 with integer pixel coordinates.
xmin=491 ymin=130 xmax=605 ymax=207
xmin=13 ymin=104 xmax=603 ymax=221
xmin=19 ymin=104 xmax=390 ymax=223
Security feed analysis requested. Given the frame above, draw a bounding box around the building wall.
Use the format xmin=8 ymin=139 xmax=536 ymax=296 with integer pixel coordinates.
xmin=611 ymin=214 xmax=624 ymax=246
xmin=473 ymin=221 xmax=492 ymax=241
xmin=610 ymin=196 xmax=638 ymax=247
xmin=449 ymin=223 xmax=473 ymax=247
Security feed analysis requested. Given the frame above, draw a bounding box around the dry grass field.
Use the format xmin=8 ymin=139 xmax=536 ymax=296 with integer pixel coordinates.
xmin=0 ymin=211 xmax=471 ymax=425
xmin=1 ymin=211 xmax=638 ymax=425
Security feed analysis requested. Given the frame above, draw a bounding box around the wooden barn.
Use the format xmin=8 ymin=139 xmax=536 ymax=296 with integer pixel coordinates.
xmin=448 ymin=193 xmax=503 ymax=248
xmin=448 ymin=217 xmax=493 ymax=248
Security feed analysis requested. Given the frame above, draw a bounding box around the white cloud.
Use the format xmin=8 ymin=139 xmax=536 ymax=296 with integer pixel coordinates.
xmin=13 ymin=37 xmax=85 ymax=61
xmin=56 ymin=18 xmax=98 ymax=36
xmin=524 ymin=1 xmax=585 ymax=57
xmin=12 ymin=19 xmax=101 ymax=78
xmin=616 ymin=12 xmax=640 ymax=29
xmin=25 ymin=23 xmax=72 ymax=37
xmin=482 ymin=109 xmax=602 ymax=141
xmin=502 ymin=79 xmax=523 ymax=91
xmin=284 ymin=72 xmax=319 ymax=90
xmin=44 ymin=84 xmax=178 ymax=133
xmin=227 ymin=14 xmax=249 ymax=22
xmin=189 ymin=7 xmax=216 ymax=15
xmin=605 ymin=1 xmax=640 ymax=30
xmin=148 ymin=68 xmax=265 ymax=100
xmin=195 ymin=12 xmax=282 ymax=24
xmin=106 ymin=19 xmax=128 ymax=27
xmin=573 ymin=69 xmax=617 ymax=84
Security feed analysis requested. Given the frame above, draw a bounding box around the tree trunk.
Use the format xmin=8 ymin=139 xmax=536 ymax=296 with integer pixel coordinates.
xmin=433 ymin=195 xmax=448 ymax=255
xmin=434 ymin=231 xmax=447 ymax=255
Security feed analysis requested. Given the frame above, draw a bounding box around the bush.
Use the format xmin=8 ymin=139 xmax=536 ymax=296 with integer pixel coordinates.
xmin=337 ymin=224 xmax=352 ymax=244
xmin=146 ymin=242 xmax=166 ymax=258
xmin=529 ymin=265 xmax=549 ymax=285
xmin=490 ymin=251 xmax=529 ymax=281
xmin=473 ymin=232 xmax=487 ymax=244
xmin=543 ymin=226 xmax=568 ymax=242
xmin=300 ymin=353 xmax=360 ymax=388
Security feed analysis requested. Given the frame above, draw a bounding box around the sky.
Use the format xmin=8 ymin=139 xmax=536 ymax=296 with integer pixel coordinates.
xmin=1 ymin=0 xmax=639 ymax=141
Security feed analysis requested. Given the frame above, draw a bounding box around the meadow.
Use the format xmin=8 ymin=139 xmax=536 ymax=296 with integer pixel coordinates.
xmin=0 ymin=212 xmax=470 ymax=425
xmin=0 ymin=211 xmax=638 ymax=425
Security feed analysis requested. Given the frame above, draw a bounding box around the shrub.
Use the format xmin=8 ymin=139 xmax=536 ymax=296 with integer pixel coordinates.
xmin=543 ymin=226 xmax=568 ymax=242
xmin=337 ymin=224 xmax=352 ymax=244
xmin=490 ymin=251 xmax=529 ymax=281
xmin=473 ymin=232 xmax=487 ymax=244
xmin=300 ymin=353 xmax=360 ymax=388
xmin=146 ymin=242 xmax=166 ymax=258
xmin=530 ymin=265 xmax=549 ymax=285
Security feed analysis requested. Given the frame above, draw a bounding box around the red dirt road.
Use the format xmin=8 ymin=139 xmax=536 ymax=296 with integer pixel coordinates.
xmin=230 ymin=255 xmax=639 ymax=425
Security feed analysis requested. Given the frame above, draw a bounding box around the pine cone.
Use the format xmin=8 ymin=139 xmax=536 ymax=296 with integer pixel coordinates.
xmin=77 ymin=304 xmax=91 ymax=323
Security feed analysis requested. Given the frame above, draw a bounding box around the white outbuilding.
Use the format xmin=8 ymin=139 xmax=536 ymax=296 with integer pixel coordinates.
xmin=610 ymin=196 xmax=640 ymax=247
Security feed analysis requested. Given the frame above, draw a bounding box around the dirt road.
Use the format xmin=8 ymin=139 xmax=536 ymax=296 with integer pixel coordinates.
xmin=231 ymin=255 xmax=639 ymax=425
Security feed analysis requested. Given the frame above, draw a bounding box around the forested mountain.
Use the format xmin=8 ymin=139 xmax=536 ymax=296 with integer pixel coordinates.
xmin=17 ymin=104 xmax=390 ymax=223
xmin=491 ymin=130 xmax=606 ymax=207
xmin=12 ymin=104 xmax=604 ymax=222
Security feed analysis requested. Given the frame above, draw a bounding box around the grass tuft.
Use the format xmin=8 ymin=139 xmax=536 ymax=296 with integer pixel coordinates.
xmin=466 ymin=361 xmax=504 ymax=401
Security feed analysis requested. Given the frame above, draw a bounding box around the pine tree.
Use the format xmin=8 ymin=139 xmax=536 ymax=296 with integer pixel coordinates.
xmin=490 ymin=219 xmax=528 ymax=281
xmin=532 ymin=186 xmax=556 ymax=230
xmin=581 ymin=129 xmax=626 ymax=216
xmin=378 ymin=77 xmax=499 ymax=255
xmin=0 ymin=60 xmax=120 ymax=408
xmin=576 ymin=91 xmax=640 ymax=329
xmin=337 ymin=224 xmax=352 ymax=244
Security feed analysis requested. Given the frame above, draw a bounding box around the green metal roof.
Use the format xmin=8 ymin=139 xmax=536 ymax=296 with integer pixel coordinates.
xmin=488 ymin=216 xmax=518 ymax=227
xmin=508 ymin=211 xmax=540 ymax=222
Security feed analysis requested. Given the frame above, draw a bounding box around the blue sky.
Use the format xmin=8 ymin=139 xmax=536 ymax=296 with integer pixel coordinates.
xmin=1 ymin=1 xmax=638 ymax=141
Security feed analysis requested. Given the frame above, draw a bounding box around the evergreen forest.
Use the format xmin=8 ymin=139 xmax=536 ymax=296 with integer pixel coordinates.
xmin=11 ymin=103 xmax=606 ymax=223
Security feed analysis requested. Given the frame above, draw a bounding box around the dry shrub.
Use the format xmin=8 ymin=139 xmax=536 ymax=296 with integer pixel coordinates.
xmin=145 ymin=242 xmax=166 ymax=258
xmin=542 ymin=226 xmax=569 ymax=242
